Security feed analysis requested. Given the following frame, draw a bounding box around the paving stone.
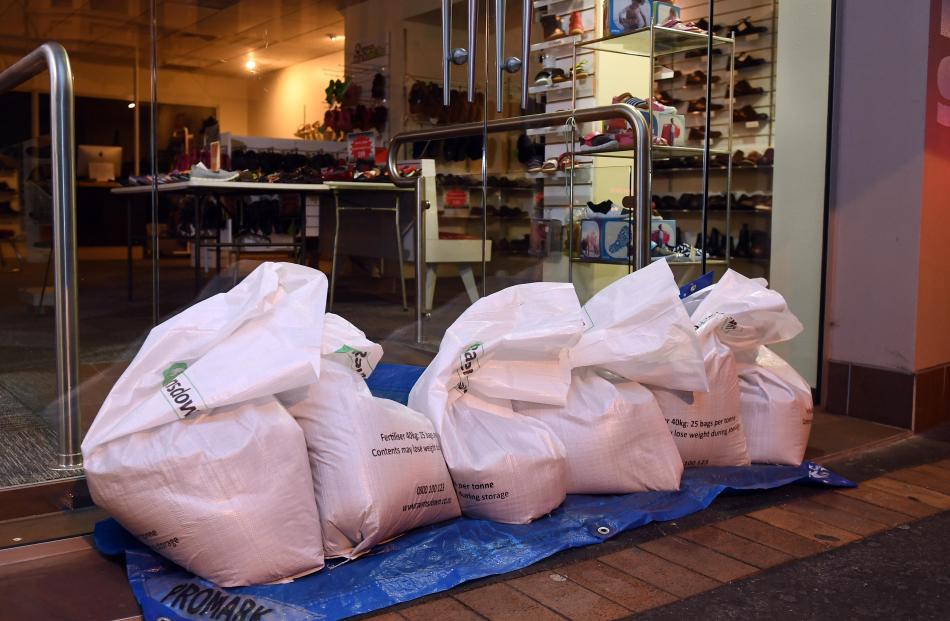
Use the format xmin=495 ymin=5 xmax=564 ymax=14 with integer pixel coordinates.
xmin=456 ymin=583 xmax=565 ymax=621
xmin=747 ymin=507 xmax=861 ymax=547
xmin=807 ymin=491 xmax=912 ymax=527
xmin=679 ymin=525 xmax=794 ymax=569
xmin=887 ymin=465 xmax=950 ymax=496
xmin=837 ymin=485 xmax=940 ymax=518
xmin=508 ymin=571 xmax=629 ymax=621
xmin=599 ymin=547 xmax=720 ymax=598
xmin=714 ymin=515 xmax=829 ymax=557
xmin=557 ymin=559 xmax=677 ymax=613
xmin=401 ymin=597 xmax=484 ymax=621
xmin=863 ymin=477 xmax=950 ymax=510
xmin=779 ymin=498 xmax=889 ymax=536
xmin=638 ymin=537 xmax=757 ymax=582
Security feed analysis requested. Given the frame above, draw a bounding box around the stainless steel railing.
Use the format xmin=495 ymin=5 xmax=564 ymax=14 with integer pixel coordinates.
xmin=0 ymin=43 xmax=81 ymax=470
xmin=387 ymin=103 xmax=651 ymax=343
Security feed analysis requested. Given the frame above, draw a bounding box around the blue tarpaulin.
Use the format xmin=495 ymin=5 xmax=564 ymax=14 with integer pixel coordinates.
xmin=95 ymin=363 xmax=854 ymax=621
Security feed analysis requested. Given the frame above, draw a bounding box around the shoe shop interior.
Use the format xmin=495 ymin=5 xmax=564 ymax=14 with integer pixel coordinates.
xmin=0 ymin=0 xmax=910 ymax=549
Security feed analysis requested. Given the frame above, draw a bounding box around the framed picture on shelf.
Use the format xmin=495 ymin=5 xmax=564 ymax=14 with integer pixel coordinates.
xmin=650 ymin=219 xmax=676 ymax=249
xmin=605 ymin=0 xmax=651 ymax=36
xmin=651 ymin=2 xmax=680 ymax=26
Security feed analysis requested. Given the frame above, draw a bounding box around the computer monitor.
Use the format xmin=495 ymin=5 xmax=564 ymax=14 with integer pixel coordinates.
xmin=77 ymin=145 xmax=122 ymax=181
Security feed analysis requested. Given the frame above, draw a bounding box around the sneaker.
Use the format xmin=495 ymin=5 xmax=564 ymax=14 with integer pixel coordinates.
xmin=569 ymin=11 xmax=584 ymax=35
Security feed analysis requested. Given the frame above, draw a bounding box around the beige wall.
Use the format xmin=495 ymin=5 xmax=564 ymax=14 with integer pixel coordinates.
xmin=3 ymin=54 xmax=251 ymax=134
xmin=247 ymin=51 xmax=345 ymax=138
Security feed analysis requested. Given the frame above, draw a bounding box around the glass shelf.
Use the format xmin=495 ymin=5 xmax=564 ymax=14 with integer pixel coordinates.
xmin=578 ymin=146 xmax=730 ymax=159
xmin=576 ymin=26 xmax=734 ymax=58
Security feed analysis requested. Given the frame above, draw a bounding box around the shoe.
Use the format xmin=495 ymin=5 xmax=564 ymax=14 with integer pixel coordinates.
xmin=569 ymin=10 xmax=584 ymax=35
xmin=540 ymin=157 xmax=559 ymax=173
xmin=735 ymin=54 xmax=767 ymax=69
xmin=685 ymin=47 xmax=722 ymax=59
xmin=587 ymin=199 xmax=614 ymax=214
xmin=685 ymin=70 xmax=721 ymax=86
xmin=687 ymin=97 xmax=724 ymax=113
xmin=578 ymin=132 xmax=619 ymax=153
xmin=534 ymin=70 xmax=553 ymax=86
xmin=541 ymin=14 xmax=566 ymax=40
xmin=550 ymin=67 xmax=570 ymax=83
xmin=694 ymin=18 xmax=722 ymax=35
xmin=758 ymin=147 xmax=774 ymax=166
xmin=572 ymin=59 xmax=590 ymax=80
xmin=734 ymin=223 xmax=752 ymax=257
xmin=727 ymin=79 xmax=766 ymax=97
xmin=733 ymin=105 xmax=769 ymax=123
xmin=730 ymin=17 xmax=768 ymax=37
xmin=526 ymin=158 xmax=544 ymax=173
xmin=656 ymin=90 xmax=682 ymax=106
xmin=688 ymin=127 xmax=722 ymax=141
xmin=733 ymin=150 xmax=753 ymax=166
xmin=371 ymin=73 xmax=385 ymax=100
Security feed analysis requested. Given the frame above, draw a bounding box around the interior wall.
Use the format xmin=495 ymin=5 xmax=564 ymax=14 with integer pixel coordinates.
xmin=3 ymin=54 xmax=251 ymax=134
xmin=768 ymin=0 xmax=833 ymax=387
xmin=915 ymin=0 xmax=950 ymax=370
xmin=246 ymin=51 xmax=345 ymax=139
xmin=824 ymin=0 xmax=930 ymax=373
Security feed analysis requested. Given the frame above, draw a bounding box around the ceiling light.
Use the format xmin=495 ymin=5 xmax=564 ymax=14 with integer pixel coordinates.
xmin=128 ymin=102 xmax=136 ymax=109
xmin=245 ymin=58 xmax=256 ymax=71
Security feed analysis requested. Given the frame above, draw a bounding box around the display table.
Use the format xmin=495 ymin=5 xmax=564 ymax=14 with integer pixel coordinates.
xmin=324 ymin=181 xmax=415 ymax=311
xmin=111 ymin=179 xmax=414 ymax=303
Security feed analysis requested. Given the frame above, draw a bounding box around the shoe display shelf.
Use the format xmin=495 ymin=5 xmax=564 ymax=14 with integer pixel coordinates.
xmin=553 ymin=15 xmax=737 ymax=288
xmin=646 ymin=0 xmax=779 ymax=279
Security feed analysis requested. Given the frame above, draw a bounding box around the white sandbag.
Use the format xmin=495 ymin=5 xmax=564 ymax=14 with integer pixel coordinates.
xmin=738 ymin=347 xmax=814 ymax=465
xmin=280 ymin=314 xmax=460 ymax=558
xmin=514 ymin=369 xmax=683 ymax=493
xmin=409 ymin=282 xmax=586 ymax=523
xmin=513 ymin=261 xmax=707 ymax=493
xmin=695 ymin=271 xmax=811 ymax=465
xmin=82 ymin=262 xmax=328 ymax=586
xmin=84 ymin=397 xmax=321 ymax=587
xmin=570 ymin=260 xmax=708 ymax=392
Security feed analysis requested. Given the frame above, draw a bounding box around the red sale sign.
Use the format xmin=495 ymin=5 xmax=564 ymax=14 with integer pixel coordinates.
xmin=347 ymin=131 xmax=376 ymax=160
xmin=444 ymin=189 xmax=468 ymax=207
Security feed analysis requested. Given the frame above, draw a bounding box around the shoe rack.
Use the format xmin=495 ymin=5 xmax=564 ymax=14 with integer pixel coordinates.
xmin=650 ymin=0 xmax=778 ymax=281
xmin=531 ymin=1 xmax=738 ymax=298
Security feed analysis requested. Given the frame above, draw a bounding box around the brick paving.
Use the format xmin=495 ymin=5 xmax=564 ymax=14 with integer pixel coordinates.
xmin=365 ymin=458 xmax=950 ymax=621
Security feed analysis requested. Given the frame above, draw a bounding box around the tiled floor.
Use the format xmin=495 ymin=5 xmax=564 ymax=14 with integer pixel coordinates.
xmin=363 ymin=459 xmax=950 ymax=621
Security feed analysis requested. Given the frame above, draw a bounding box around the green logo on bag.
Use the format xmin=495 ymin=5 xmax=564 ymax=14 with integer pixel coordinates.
xmin=162 ymin=362 xmax=188 ymax=386
xmin=334 ymin=345 xmax=374 ymax=378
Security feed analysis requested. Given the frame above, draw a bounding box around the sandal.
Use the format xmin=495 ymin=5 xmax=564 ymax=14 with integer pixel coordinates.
xmin=558 ymin=152 xmax=590 ymax=170
xmin=534 ymin=70 xmax=553 ymax=87
xmin=540 ymin=157 xmax=559 ymax=173
xmin=731 ymin=17 xmax=768 ymax=37
xmin=578 ymin=132 xmax=619 ymax=153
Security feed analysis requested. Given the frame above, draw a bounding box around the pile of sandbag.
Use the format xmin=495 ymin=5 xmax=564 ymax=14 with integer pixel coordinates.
xmin=84 ymin=260 xmax=814 ymax=586
xmin=83 ymin=262 xmax=460 ymax=587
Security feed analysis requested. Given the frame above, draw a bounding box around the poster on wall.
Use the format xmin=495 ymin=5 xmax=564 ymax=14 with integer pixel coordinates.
xmin=347 ymin=131 xmax=377 ymax=161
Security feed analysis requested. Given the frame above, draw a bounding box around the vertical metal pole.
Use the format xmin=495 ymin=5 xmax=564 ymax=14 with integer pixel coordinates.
xmin=150 ymin=0 xmax=159 ymax=324
xmin=133 ymin=48 xmax=140 ymax=176
xmin=47 ymin=47 xmax=80 ymax=470
xmin=394 ymin=195 xmax=407 ymax=310
xmin=725 ymin=34 xmax=736 ymax=266
xmin=442 ymin=0 xmax=452 ymax=106
xmin=700 ymin=0 xmax=714 ymax=274
xmin=415 ymin=176 xmax=425 ymax=344
xmin=329 ymin=190 xmax=341 ymax=311
xmin=520 ymin=0 xmax=532 ymax=110
xmin=0 ymin=43 xmax=81 ymax=469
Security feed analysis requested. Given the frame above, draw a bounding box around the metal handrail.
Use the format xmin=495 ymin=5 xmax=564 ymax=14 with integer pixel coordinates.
xmin=0 ymin=43 xmax=81 ymax=470
xmin=387 ymin=103 xmax=651 ymax=344
xmin=387 ymin=102 xmax=651 ymax=260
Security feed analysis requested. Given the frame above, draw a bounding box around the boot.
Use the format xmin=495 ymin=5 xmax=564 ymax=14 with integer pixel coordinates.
xmin=735 ymin=223 xmax=752 ymax=257
xmin=569 ymin=11 xmax=584 ymax=35
xmin=541 ymin=14 xmax=565 ymax=40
